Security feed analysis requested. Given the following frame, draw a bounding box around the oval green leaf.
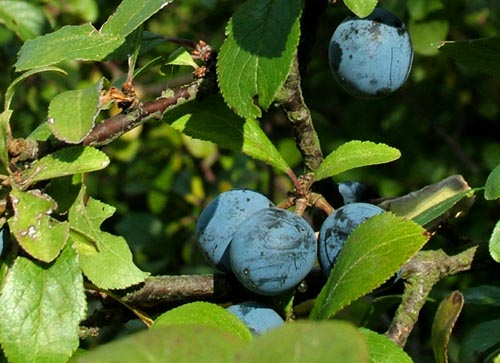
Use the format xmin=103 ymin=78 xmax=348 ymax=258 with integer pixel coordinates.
xmin=310 ymin=213 xmax=429 ymax=320
xmin=343 ymin=0 xmax=377 ymax=18
xmin=485 ymin=163 xmax=500 ymax=200
xmin=489 ymin=219 xmax=500 ymax=263
xmin=409 ymin=19 xmax=449 ymax=56
xmin=100 ymin=0 xmax=174 ymax=37
xmin=237 ymin=321 xmax=369 ymax=363
xmin=217 ymin=0 xmax=302 ymax=118
xmin=9 ymin=187 xmax=69 ymax=263
xmin=69 ymin=187 xmax=149 ymax=289
xmin=48 ymin=79 xmax=103 ymax=144
xmin=71 ymin=325 xmax=246 ymax=363
xmin=359 ymin=328 xmax=414 ymax=363
xmin=15 ymin=23 xmax=123 ymax=71
xmin=314 ymin=140 xmax=400 ymax=181
xmin=19 ymin=146 xmax=109 ymax=188
xmin=0 ymin=247 xmax=86 ymax=363
xmin=153 ymin=301 xmax=253 ymax=342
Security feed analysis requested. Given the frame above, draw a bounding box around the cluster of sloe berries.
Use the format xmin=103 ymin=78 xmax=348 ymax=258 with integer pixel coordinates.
xmin=195 ymin=185 xmax=384 ymax=332
xmin=195 ymin=189 xmax=317 ymax=296
xmin=196 ymin=186 xmax=383 ymax=296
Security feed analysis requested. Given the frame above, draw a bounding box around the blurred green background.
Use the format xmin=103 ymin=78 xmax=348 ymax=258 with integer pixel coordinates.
xmin=1 ymin=1 xmax=500 ymax=361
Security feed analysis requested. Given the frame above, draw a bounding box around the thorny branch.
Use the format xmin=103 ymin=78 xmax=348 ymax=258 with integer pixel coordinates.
xmin=81 ymin=246 xmax=480 ymax=345
xmin=82 ymin=80 xmax=202 ymax=147
xmin=385 ymin=246 xmax=478 ymax=347
xmin=275 ymin=57 xmax=324 ymax=174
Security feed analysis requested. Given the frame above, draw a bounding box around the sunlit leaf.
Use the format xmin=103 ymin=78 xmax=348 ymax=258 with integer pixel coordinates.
xmin=343 ymin=0 xmax=377 ymax=18
xmin=0 ymin=247 xmax=86 ymax=363
xmin=71 ymin=325 xmax=246 ymax=363
xmin=310 ymin=213 xmax=428 ymax=320
xmin=19 ymin=146 xmax=109 ymax=188
xmin=69 ymin=187 xmax=149 ymax=289
xmin=100 ymin=0 xmax=173 ymax=37
xmin=154 ymin=301 xmax=253 ymax=342
xmin=314 ymin=140 xmax=400 ymax=181
xmin=237 ymin=321 xmax=369 ymax=363
xmin=217 ymin=0 xmax=301 ymax=118
xmin=48 ymin=79 xmax=103 ymax=143
xmin=360 ymin=328 xmax=414 ymax=363
xmin=9 ymin=187 xmax=69 ymax=262
xmin=15 ymin=24 xmax=123 ymax=71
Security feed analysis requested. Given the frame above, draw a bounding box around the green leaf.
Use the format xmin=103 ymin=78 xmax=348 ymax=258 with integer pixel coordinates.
xmin=237 ymin=321 xmax=368 ymax=363
xmin=463 ymin=285 xmax=500 ymax=306
xmin=0 ymin=1 xmax=50 ymax=40
xmin=154 ymin=302 xmax=253 ymax=342
xmin=19 ymin=146 xmax=109 ymax=188
xmin=489 ymin=219 xmax=500 ymax=263
xmin=15 ymin=23 xmax=123 ymax=71
xmin=69 ymin=188 xmax=149 ymax=289
xmin=71 ymin=325 xmax=246 ymax=363
xmin=165 ymin=95 xmax=290 ymax=173
xmin=485 ymin=164 xmax=500 ymax=200
xmin=412 ymin=189 xmax=476 ymax=228
xmin=4 ymin=66 xmax=67 ymax=111
xmin=359 ymin=328 xmax=414 ymax=363
xmin=407 ymin=0 xmax=444 ymax=21
xmin=100 ymin=0 xmax=174 ymax=37
xmin=409 ymin=19 xmax=449 ymax=56
xmin=310 ymin=213 xmax=428 ymax=320
xmin=48 ymin=79 xmax=103 ymax=143
xmin=165 ymin=47 xmax=199 ymax=68
xmin=0 ymin=247 xmax=86 ymax=363
xmin=217 ymin=0 xmax=302 ymax=118
xmin=431 ymin=291 xmax=464 ymax=363
xmin=458 ymin=319 xmax=500 ymax=363
xmin=9 ymin=187 xmax=69 ymax=263
xmin=380 ymin=175 xmax=474 ymax=228
xmin=439 ymin=37 xmax=500 ymax=76
xmin=0 ymin=110 xmax=11 ymax=174
xmin=314 ymin=140 xmax=401 ymax=181
xmin=343 ymin=0 xmax=377 ymax=18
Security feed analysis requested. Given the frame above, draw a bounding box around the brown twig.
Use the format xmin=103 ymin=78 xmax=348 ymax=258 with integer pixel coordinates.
xmin=275 ymin=57 xmax=324 ymax=173
xmin=82 ymin=80 xmax=202 ymax=147
xmin=81 ymin=270 xmax=326 ymax=329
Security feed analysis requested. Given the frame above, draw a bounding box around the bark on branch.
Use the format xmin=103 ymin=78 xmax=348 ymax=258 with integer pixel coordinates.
xmin=385 ymin=246 xmax=478 ymax=347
